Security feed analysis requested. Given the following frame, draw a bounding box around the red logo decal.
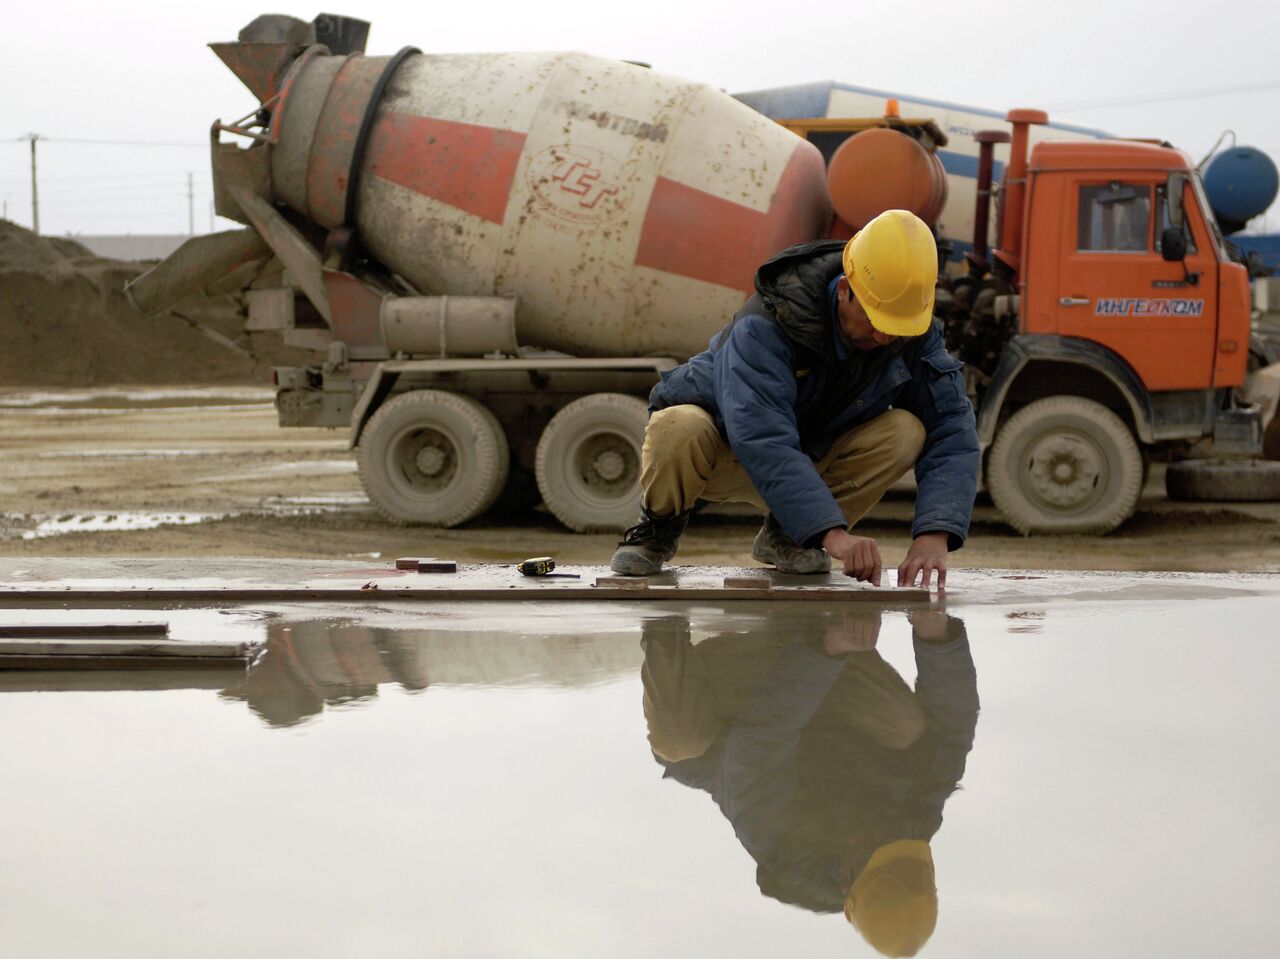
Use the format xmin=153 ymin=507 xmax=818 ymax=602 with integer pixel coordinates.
xmin=526 ymin=146 xmax=630 ymax=224
xmin=552 ymin=154 xmax=620 ymax=209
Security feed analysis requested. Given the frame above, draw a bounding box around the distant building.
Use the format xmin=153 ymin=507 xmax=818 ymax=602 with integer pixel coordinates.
xmin=71 ymin=234 xmax=188 ymax=262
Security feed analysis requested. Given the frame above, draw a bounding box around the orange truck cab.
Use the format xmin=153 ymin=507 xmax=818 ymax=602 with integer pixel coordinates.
xmin=971 ymin=111 xmax=1262 ymax=534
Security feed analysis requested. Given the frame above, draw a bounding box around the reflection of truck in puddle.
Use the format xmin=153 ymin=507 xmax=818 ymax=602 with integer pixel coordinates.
xmin=128 ymin=13 xmax=1278 ymax=536
xmin=0 ymin=619 xmax=644 ymax=728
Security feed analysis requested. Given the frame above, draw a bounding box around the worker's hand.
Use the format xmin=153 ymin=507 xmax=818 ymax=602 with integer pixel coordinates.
xmin=822 ymin=610 xmax=883 ymax=655
xmin=907 ymin=608 xmax=951 ymax=641
xmin=896 ymin=532 xmax=949 ymax=590
xmin=822 ymin=528 xmax=882 ymax=586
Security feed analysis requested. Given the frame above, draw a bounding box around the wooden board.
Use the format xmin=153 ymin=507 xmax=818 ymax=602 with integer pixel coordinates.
xmin=417 ymin=561 xmax=457 ymax=573
xmin=0 ymin=639 xmax=254 ymax=658
xmin=0 ymin=586 xmax=928 ymax=603
xmin=0 ymin=622 xmax=169 ymax=638
xmin=0 ymin=655 xmax=252 ymax=671
xmin=722 ymin=577 xmax=770 ymax=590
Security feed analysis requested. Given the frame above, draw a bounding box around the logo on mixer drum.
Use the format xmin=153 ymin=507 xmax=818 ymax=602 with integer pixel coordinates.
xmin=526 ymin=146 xmax=630 ymax=224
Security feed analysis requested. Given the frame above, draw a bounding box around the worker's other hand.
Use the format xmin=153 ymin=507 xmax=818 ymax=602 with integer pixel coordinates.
xmin=897 ymin=532 xmax=949 ymax=590
xmin=822 ymin=528 xmax=882 ymax=586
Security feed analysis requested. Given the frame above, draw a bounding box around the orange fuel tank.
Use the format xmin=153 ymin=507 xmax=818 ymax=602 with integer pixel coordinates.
xmin=824 ymin=127 xmax=947 ymax=233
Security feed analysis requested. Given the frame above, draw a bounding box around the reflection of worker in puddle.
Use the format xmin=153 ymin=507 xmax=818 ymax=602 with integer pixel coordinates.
xmin=642 ymin=609 xmax=978 ymax=956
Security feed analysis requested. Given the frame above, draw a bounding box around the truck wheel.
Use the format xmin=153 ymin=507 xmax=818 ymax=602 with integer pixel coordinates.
xmin=1165 ymin=460 xmax=1280 ymax=502
xmin=357 ymin=390 xmax=509 ymax=526
xmin=535 ymin=393 xmax=648 ymax=532
xmin=987 ymin=396 xmax=1143 ymax=534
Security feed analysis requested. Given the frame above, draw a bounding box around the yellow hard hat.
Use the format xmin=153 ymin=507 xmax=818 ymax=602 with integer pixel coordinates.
xmin=844 ymin=839 xmax=937 ymax=957
xmin=843 ymin=210 xmax=938 ymax=337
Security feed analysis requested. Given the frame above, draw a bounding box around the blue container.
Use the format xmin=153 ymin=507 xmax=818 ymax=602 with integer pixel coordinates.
xmin=1203 ymin=147 xmax=1279 ymax=233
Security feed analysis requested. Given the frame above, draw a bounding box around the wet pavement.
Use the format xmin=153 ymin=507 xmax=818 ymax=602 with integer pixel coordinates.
xmin=0 ymin=564 xmax=1277 ymax=956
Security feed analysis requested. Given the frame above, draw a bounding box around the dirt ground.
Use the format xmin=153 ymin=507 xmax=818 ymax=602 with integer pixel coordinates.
xmin=0 ymin=219 xmax=316 ymax=388
xmin=2 ymin=387 xmax=1278 ymax=574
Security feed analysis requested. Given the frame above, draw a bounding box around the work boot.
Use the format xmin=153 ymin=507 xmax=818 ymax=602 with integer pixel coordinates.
xmin=751 ymin=513 xmax=832 ymax=574
xmin=610 ymin=508 xmax=691 ymax=576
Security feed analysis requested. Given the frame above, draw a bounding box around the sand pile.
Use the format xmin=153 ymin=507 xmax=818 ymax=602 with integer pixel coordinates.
xmin=0 ymin=219 xmax=315 ymax=386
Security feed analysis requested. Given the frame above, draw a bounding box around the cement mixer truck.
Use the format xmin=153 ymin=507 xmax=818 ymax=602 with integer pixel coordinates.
xmin=128 ymin=12 xmax=1274 ymax=536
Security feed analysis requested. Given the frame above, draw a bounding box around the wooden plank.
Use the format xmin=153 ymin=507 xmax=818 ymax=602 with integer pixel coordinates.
xmin=0 ymin=639 xmax=253 ymax=659
xmin=394 ymin=557 xmax=457 ymax=573
xmin=0 ymin=671 xmax=244 ymax=691
xmin=395 ymin=557 xmax=432 ymax=570
xmin=0 ymin=622 xmax=169 ymax=638
xmin=723 ymin=577 xmax=770 ymax=590
xmin=594 ymin=577 xmax=648 ymax=589
xmin=0 ymin=655 xmax=251 ymax=671
xmin=417 ymin=560 xmax=457 ymax=573
xmin=0 ymin=586 xmax=928 ymax=604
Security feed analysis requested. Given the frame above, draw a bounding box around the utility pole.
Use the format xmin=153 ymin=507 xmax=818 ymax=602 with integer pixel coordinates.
xmin=187 ymin=172 xmax=195 ymax=236
xmin=28 ymin=133 xmax=40 ymax=235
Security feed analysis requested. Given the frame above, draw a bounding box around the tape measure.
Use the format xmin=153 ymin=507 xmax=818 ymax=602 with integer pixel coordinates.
xmin=518 ymin=556 xmax=557 ymax=576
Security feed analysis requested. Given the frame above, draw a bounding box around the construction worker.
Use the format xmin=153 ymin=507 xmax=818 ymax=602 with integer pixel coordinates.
xmin=610 ymin=210 xmax=979 ymax=586
xmin=640 ymin=608 xmax=979 ymax=955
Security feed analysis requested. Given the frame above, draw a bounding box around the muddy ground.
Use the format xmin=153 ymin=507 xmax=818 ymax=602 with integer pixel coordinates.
xmin=2 ymin=387 xmax=1278 ymax=573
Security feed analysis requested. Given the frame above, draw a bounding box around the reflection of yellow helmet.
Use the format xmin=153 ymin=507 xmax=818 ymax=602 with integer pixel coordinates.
xmin=844 ymin=840 xmax=937 ymax=957
xmin=843 ymin=210 xmax=938 ymax=337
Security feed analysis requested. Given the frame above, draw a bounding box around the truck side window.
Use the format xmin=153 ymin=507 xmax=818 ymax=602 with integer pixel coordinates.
xmin=1077 ymin=182 xmax=1151 ymax=253
xmin=1154 ymin=184 xmax=1197 ymax=255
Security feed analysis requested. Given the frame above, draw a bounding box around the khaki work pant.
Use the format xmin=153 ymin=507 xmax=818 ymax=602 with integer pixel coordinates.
xmin=639 ymin=406 xmax=926 ymax=531
xmin=641 ymin=615 xmax=926 ymax=764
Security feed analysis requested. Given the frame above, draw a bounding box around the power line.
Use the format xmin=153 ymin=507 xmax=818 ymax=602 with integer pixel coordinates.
xmin=0 ymin=170 xmax=197 ymax=184
xmin=21 ymin=183 xmax=205 ymax=198
xmin=39 ymin=136 xmax=206 ymax=147
xmin=1046 ymin=77 xmax=1280 ymax=112
xmin=35 ymin=194 xmax=199 ymax=206
xmin=5 ymin=134 xmax=205 ymax=147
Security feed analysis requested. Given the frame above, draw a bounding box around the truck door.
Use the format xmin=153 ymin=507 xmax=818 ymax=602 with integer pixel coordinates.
xmin=1053 ymin=177 xmax=1217 ymax=392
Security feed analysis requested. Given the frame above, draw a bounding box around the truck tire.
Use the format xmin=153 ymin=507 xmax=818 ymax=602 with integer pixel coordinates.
xmin=357 ymin=390 xmax=509 ymax=526
xmin=1165 ymin=459 xmax=1280 ymax=502
xmin=535 ymin=393 xmax=648 ymax=532
xmin=987 ymin=396 xmax=1143 ymax=534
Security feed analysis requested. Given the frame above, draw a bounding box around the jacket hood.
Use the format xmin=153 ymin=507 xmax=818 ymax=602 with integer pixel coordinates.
xmin=753 ymin=240 xmax=848 ymax=357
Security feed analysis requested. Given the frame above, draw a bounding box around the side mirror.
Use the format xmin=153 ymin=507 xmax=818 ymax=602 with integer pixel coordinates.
xmin=1161 ymin=226 xmax=1187 ymax=262
xmin=1167 ymin=171 xmax=1186 ymax=230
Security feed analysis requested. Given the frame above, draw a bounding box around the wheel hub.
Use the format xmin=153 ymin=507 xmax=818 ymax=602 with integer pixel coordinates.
xmin=593 ymin=450 xmax=626 ymax=483
xmin=1026 ymin=434 xmax=1103 ymax=508
xmin=393 ymin=426 xmax=458 ymax=492
xmin=416 ymin=445 xmax=448 ymax=477
xmin=575 ymin=433 xmax=638 ymax=496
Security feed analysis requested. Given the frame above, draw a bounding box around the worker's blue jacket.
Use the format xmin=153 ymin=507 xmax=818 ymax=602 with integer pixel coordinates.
xmin=649 ymin=240 xmax=980 ymax=549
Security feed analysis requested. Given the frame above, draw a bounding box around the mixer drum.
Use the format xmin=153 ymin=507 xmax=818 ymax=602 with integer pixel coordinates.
xmin=268 ymin=50 xmax=832 ymax=358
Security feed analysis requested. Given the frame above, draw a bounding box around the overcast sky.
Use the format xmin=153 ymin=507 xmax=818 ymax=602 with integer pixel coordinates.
xmin=3 ymin=0 xmax=1278 ymax=237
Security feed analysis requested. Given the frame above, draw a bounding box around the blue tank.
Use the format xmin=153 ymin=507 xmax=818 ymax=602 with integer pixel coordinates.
xmin=1203 ymin=147 xmax=1279 ymax=234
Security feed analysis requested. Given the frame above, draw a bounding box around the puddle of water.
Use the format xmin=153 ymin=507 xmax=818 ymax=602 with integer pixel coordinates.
xmin=260 ymin=494 xmax=368 ymax=510
xmin=0 ymin=388 xmax=273 ymax=410
xmin=10 ymin=404 xmax=273 ymax=417
xmin=0 ymin=590 xmax=1276 ymax=956
xmin=5 ymin=512 xmax=228 ymax=540
xmin=1 ymin=500 xmax=367 ymax=541
xmin=202 ymin=461 xmax=358 ymax=483
xmin=34 ymin=449 xmax=219 ymax=460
